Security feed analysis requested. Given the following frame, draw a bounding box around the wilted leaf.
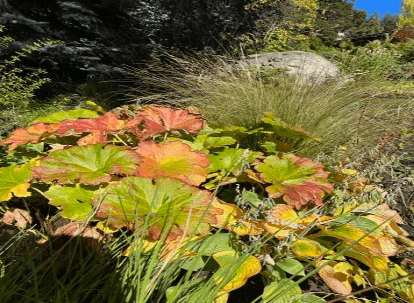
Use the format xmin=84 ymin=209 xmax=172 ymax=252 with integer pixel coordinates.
xmin=134 ymin=141 xmax=209 ymax=186
xmin=260 ymin=112 xmax=322 ymax=142
xmin=256 ymin=154 xmax=333 ymax=209
xmin=0 ymin=208 xmax=32 ymax=228
xmin=31 ymin=144 xmax=140 ymax=185
xmin=30 ymin=109 xmax=100 ymax=125
xmin=0 ymin=158 xmax=39 ymax=202
xmin=316 ymin=261 xmax=352 ymax=296
xmin=44 ymin=184 xmax=96 ymax=221
xmin=93 ymin=176 xmax=218 ymax=241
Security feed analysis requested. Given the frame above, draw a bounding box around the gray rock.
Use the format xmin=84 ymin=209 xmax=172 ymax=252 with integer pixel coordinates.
xmin=236 ymin=51 xmax=343 ymax=85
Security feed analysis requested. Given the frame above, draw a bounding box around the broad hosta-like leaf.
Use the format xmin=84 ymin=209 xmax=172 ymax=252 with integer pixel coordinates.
xmin=134 ymin=141 xmax=210 ymax=186
xmin=290 ymin=239 xmax=332 ymax=259
xmin=125 ymin=105 xmax=207 ymax=139
xmin=44 ymin=184 xmax=96 ymax=221
xmin=0 ymin=123 xmax=58 ymax=150
xmin=319 ymin=225 xmax=401 ymax=256
xmin=54 ymin=112 xmax=125 ymax=145
xmin=30 ymin=109 xmax=100 ymax=125
xmin=212 ymin=250 xmax=261 ymax=297
xmin=0 ymin=158 xmax=40 ymax=202
xmin=262 ymin=278 xmax=302 ymax=303
xmin=255 ymin=154 xmax=333 ymax=209
xmin=31 ymin=144 xmax=140 ymax=185
xmin=369 ymin=264 xmax=414 ymax=302
xmin=260 ymin=112 xmax=322 ymax=142
xmin=93 ymin=176 xmax=219 ymax=240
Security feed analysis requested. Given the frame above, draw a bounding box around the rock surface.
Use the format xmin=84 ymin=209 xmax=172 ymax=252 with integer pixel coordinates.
xmin=236 ymin=51 xmax=344 ymax=85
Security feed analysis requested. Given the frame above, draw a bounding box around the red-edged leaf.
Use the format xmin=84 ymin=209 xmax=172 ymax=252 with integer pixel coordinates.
xmin=0 ymin=123 xmax=58 ymax=150
xmin=31 ymin=144 xmax=140 ymax=185
xmin=125 ymin=105 xmax=207 ymax=139
xmin=133 ymin=141 xmax=209 ymax=186
xmin=55 ymin=112 xmax=125 ymax=145
xmin=255 ymin=154 xmax=333 ymax=209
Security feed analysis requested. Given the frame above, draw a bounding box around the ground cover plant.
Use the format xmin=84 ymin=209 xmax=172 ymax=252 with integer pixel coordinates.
xmin=1 ymin=101 xmax=414 ymax=303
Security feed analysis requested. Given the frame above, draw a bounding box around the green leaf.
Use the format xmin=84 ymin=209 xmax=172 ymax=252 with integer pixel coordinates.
xmin=241 ymin=189 xmax=263 ymax=207
xmin=293 ymin=295 xmax=325 ymax=303
xmin=260 ymin=112 xmax=322 ymax=142
xmin=207 ymin=148 xmax=263 ymax=174
xmin=31 ymin=144 xmax=140 ymax=185
xmin=93 ymin=176 xmax=216 ymax=240
xmin=262 ymin=279 xmax=302 ymax=303
xmin=187 ymin=233 xmax=234 ymax=256
xmin=275 ymin=259 xmax=305 ymax=276
xmin=30 ymin=109 xmax=100 ymax=125
xmin=256 ymin=154 xmax=333 ymax=209
xmin=44 ymin=184 xmax=95 ymax=221
xmin=0 ymin=158 xmax=39 ymax=202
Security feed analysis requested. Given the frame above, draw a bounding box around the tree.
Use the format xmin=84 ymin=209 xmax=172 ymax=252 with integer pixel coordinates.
xmin=381 ymin=13 xmax=399 ymax=32
xmin=397 ymin=0 xmax=414 ymax=29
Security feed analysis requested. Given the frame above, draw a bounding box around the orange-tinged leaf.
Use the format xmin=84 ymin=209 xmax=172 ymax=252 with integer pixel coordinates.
xmin=210 ymin=198 xmax=263 ymax=235
xmin=0 ymin=123 xmax=58 ymax=150
xmin=134 ymin=141 xmax=209 ymax=186
xmin=125 ymin=105 xmax=207 ymax=139
xmin=256 ymin=154 xmax=333 ymax=210
xmin=31 ymin=144 xmax=140 ymax=185
xmin=55 ymin=112 xmax=125 ymax=145
xmin=316 ymin=261 xmax=352 ymax=296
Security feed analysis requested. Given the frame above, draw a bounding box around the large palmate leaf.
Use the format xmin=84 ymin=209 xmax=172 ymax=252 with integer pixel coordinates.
xmin=0 ymin=158 xmax=39 ymax=202
xmin=134 ymin=141 xmax=210 ymax=186
xmin=165 ymin=134 xmax=236 ymax=153
xmin=44 ymin=184 xmax=96 ymax=221
xmin=0 ymin=123 xmax=58 ymax=150
xmin=30 ymin=109 xmax=100 ymax=125
xmin=54 ymin=112 xmax=125 ymax=145
xmin=31 ymin=144 xmax=140 ymax=185
xmin=125 ymin=105 xmax=207 ymax=139
xmin=255 ymin=154 xmax=333 ymax=209
xmin=92 ymin=176 xmax=219 ymax=240
xmin=259 ymin=112 xmax=322 ymax=142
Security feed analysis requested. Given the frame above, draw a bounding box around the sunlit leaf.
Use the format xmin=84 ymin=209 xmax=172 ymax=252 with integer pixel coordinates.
xmin=207 ymin=148 xmax=263 ymax=174
xmin=262 ymin=278 xmax=302 ymax=303
xmin=260 ymin=112 xmax=322 ymax=142
xmin=316 ymin=261 xmax=352 ymax=295
xmin=0 ymin=158 xmax=39 ymax=202
xmin=93 ymin=176 xmax=218 ymax=240
xmin=290 ymin=239 xmax=331 ymax=258
xmin=275 ymin=259 xmax=305 ymax=276
xmin=0 ymin=123 xmax=58 ymax=150
xmin=44 ymin=184 xmax=96 ymax=221
xmin=125 ymin=105 xmax=207 ymax=139
xmin=256 ymin=154 xmax=334 ymax=209
xmin=134 ymin=141 xmax=209 ymax=186
xmin=31 ymin=144 xmax=140 ymax=185
xmin=30 ymin=109 xmax=100 ymax=125
xmin=212 ymin=250 xmax=261 ymax=292
xmin=210 ymin=198 xmax=263 ymax=235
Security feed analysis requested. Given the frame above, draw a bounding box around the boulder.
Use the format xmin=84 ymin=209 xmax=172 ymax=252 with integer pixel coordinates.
xmin=236 ymin=51 xmax=344 ymax=85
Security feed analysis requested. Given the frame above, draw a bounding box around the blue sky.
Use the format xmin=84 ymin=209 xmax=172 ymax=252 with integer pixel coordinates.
xmin=350 ymin=0 xmax=403 ymax=19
